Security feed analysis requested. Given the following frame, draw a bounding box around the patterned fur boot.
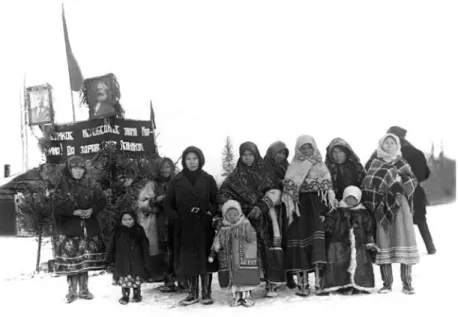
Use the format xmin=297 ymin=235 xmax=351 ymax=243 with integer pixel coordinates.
xmin=65 ymin=275 xmax=79 ymax=304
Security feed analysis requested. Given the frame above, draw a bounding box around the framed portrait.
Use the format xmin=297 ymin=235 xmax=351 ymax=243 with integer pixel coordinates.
xmin=27 ymin=84 xmax=54 ymax=126
xmin=83 ymin=73 xmax=122 ymax=119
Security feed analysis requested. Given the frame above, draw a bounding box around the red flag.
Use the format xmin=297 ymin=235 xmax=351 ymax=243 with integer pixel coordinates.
xmin=62 ymin=4 xmax=83 ymax=91
xmin=150 ymin=100 xmax=157 ymax=130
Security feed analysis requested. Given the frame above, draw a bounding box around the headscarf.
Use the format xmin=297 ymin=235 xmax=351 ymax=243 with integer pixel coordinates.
xmin=282 ymin=135 xmax=333 ymax=225
xmin=181 ymin=146 xmax=205 ymax=185
xmin=325 ymin=138 xmax=366 ymax=200
xmin=218 ymin=142 xmax=277 ymax=213
xmin=219 ymin=200 xmax=255 ymax=246
xmin=114 ymin=210 xmax=146 ymax=242
xmin=264 ymin=141 xmax=289 ymax=183
xmin=338 ymin=185 xmax=365 ymax=210
xmin=376 ymin=133 xmax=402 ymax=162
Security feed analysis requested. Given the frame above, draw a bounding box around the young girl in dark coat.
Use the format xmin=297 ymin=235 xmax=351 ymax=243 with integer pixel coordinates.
xmin=321 ymin=186 xmax=378 ymax=295
xmin=106 ymin=211 xmax=152 ymax=305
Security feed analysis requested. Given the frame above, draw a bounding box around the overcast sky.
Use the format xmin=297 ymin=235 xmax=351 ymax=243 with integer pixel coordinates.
xmin=1 ymin=0 xmax=457 ymax=179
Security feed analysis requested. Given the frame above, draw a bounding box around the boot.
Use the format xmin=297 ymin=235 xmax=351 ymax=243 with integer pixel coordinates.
xmin=417 ymin=220 xmax=436 ymax=255
xmin=200 ymin=274 xmax=214 ymax=305
xmin=242 ymin=291 xmax=255 ymax=307
xmin=265 ymin=281 xmax=278 ymax=298
xmin=132 ymin=287 xmax=142 ymax=302
xmin=159 ymin=274 xmax=177 ymax=293
xmin=230 ymin=291 xmax=242 ymax=307
xmin=179 ymin=276 xmax=199 ymax=306
xmin=401 ymin=264 xmax=415 ymax=294
xmin=295 ymin=272 xmax=310 ymax=297
xmin=177 ymin=278 xmax=188 ymax=291
xmin=65 ymin=275 xmax=78 ymax=304
xmin=379 ymin=264 xmax=393 ymax=294
xmin=77 ymin=272 xmax=94 ymax=300
xmin=119 ymin=288 xmax=130 ymax=305
xmin=314 ymin=265 xmax=325 ymax=295
xmin=286 ymin=271 xmax=297 ymax=289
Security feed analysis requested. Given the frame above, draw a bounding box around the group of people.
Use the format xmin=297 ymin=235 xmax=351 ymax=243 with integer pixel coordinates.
xmin=51 ymin=125 xmax=436 ymax=307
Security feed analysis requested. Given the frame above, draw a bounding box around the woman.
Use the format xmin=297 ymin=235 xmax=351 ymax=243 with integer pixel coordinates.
xmin=150 ymin=157 xmax=186 ymax=293
xmin=53 ymin=156 xmax=107 ymax=304
xmin=264 ymin=141 xmax=289 ymax=185
xmin=164 ymin=146 xmax=218 ymax=306
xmin=263 ymin=141 xmax=295 ymax=288
xmin=218 ymin=141 xmax=284 ymax=297
xmin=361 ymin=133 xmax=419 ymax=295
xmin=282 ymin=135 xmax=338 ymax=297
xmin=325 ymin=138 xmax=366 ymax=200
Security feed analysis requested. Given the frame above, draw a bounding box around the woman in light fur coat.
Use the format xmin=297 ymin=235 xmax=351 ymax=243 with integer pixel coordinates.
xmin=321 ymin=186 xmax=378 ymax=295
xmin=208 ymin=200 xmax=260 ymax=307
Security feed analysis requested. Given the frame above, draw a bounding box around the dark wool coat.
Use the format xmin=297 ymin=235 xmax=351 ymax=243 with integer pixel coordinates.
xmin=54 ymin=175 xmax=106 ymax=238
xmin=366 ymin=140 xmax=430 ymax=222
xmin=164 ymin=171 xmax=218 ymax=278
xmin=105 ymin=224 xmax=151 ymax=278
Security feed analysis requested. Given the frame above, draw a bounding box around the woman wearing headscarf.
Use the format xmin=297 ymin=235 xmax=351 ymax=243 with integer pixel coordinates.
xmin=361 ymin=134 xmax=419 ymax=295
xmin=282 ymin=135 xmax=338 ymax=297
xmin=53 ymin=156 xmax=107 ymax=303
xmin=164 ymin=146 xmax=218 ymax=306
xmin=325 ymin=138 xmax=366 ymax=201
xmin=218 ymin=141 xmax=284 ymax=297
xmin=264 ymin=141 xmax=289 ymax=186
xmin=263 ymin=141 xmax=295 ymax=288
xmin=135 ymin=157 xmax=180 ymax=286
xmin=149 ymin=157 xmax=186 ymax=293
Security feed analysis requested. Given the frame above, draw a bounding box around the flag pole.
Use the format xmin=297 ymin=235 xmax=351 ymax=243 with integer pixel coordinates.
xmin=20 ymin=77 xmax=26 ymax=173
xmin=62 ymin=3 xmax=76 ymax=123
xmin=23 ymin=76 xmax=29 ymax=171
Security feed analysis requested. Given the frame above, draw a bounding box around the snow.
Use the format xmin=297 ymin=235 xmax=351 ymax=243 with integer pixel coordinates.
xmin=1 ymin=202 xmax=456 ymax=317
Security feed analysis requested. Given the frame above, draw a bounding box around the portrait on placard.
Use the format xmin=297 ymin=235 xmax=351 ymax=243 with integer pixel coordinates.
xmin=83 ymin=73 xmax=123 ymax=119
xmin=27 ymin=84 xmax=53 ymax=125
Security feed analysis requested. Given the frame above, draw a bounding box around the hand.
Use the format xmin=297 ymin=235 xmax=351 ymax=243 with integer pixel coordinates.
xmin=73 ymin=209 xmax=84 ymax=217
xmin=206 ymin=211 xmax=212 ymax=216
xmin=208 ymin=256 xmax=214 ymax=263
xmin=156 ymin=195 xmax=165 ymax=202
xmin=330 ymin=199 xmax=339 ymax=210
xmin=319 ymin=216 xmax=325 ymax=223
xmin=82 ymin=208 xmax=94 ymax=219
xmin=366 ymin=243 xmax=381 ymax=252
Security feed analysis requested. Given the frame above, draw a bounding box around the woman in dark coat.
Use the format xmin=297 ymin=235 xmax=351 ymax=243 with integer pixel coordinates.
xmin=105 ymin=211 xmax=151 ymax=304
xmin=53 ymin=156 xmax=107 ymax=304
xmin=325 ymin=138 xmax=366 ymax=201
xmin=218 ymin=141 xmax=284 ymax=298
xmin=264 ymin=141 xmax=295 ymax=289
xmin=164 ymin=146 xmax=218 ymax=306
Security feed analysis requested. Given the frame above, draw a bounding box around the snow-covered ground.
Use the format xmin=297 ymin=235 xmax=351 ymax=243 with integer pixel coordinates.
xmin=1 ymin=202 xmax=456 ymax=317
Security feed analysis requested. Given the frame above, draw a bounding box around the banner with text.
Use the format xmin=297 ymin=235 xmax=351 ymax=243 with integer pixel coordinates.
xmin=45 ymin=118 xmax=156 ymax=163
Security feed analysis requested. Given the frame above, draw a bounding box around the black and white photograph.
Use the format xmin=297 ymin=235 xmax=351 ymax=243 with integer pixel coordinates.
xmin=27 ymin=84 xmax=53 ymax=125
xmin=0 ymin=1 xmax=456 ymax=317
xmin=84 ymin=73 xmax=120 ymax=119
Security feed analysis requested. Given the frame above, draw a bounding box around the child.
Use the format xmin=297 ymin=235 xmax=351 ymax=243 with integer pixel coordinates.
xmin=208 ymin=200 xmax=260 ymax=307
xmin=320 ymin=186 xmax=379 ymax=295
xmin=105 ymin=211 xmax=152 ymax=305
